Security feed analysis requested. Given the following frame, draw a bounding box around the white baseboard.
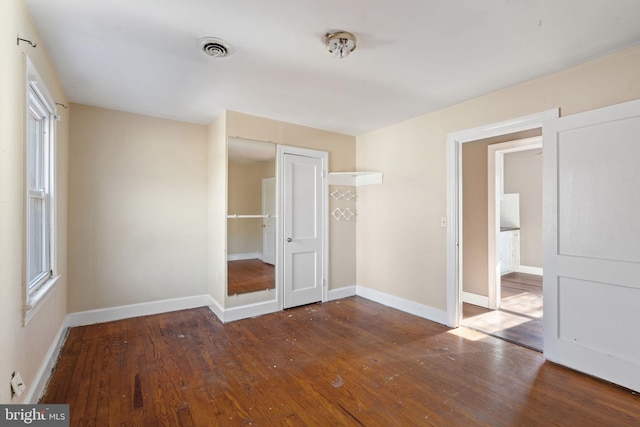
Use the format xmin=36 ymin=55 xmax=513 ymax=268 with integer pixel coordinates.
xmin=26 ymin=318 xmax=69 ymax=404
xmin=66 ymin=295 xmax=215 ymax=327
xmin=516 ymin=265 xmax=543 ymax=276
xmin=215 ymin=286 xmax=358 ymax=323
xmin=356 ymin=286 xmax=449 ymax=326
xmin=462 ymin=291 xmax=489 ymax=308
xmin=221 ymin=300 xmax=281 ymax=323
xmin=208 ymin=297 xmax=225 ymax=322
xmin=327 ymin=286 xmax=356 ymax=301
xmin=227 ymin=252 xmax=261 ymax=261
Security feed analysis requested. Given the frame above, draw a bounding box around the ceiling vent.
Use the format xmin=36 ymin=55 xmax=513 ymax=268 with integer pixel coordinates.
xmin=198 ymin=37 xmax=232 ymax=57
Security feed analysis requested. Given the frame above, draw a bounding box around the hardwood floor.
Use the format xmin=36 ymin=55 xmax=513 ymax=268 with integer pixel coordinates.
xmin=41 ymin=297 xmax=639 ymax=426
xmin=463 ymin=272 xmax=543 ymax=351
xmin=227 ymin=258 xmax=275 ymax=295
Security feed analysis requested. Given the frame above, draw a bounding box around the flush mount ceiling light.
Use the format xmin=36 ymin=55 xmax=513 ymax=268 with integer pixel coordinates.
xmin=197 ymin=37 xmax=232 ymax=57
xmin=325 ymin=31 xmax=356 ymax=59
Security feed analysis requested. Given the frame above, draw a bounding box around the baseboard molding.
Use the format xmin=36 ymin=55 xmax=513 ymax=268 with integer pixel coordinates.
xmin=25 ymin=318 xmax=69 ymax=404
xmin=227 ymin=252 xmax=262 ymax=261
xmin=356 ymin=286 xmax=448 ymax=326
xmin=208 ymin=297 xmax=225 ymax=322
xmin=221 ymin=300 xmax=281 ymax=323
xmin=462 ymin=291 xmax=489 ymax=308
xmin=327 ymin=286 xmax=356 ymax=301
xmin=516 ymin=265 xmax=543 ymax=276
xmin=67 ymin=295 xmax=216 ymax=327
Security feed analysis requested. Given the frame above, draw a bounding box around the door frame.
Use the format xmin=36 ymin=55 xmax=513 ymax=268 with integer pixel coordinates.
xmin=261 ymin=177 xmax=276 ymax=265
xmin=276 ymin=145 xmax=329 ymax=310
xmin=445 ymin=109 xmax=558 ymax=327
xmin=487 ymin=136 xmax=542 ymax=309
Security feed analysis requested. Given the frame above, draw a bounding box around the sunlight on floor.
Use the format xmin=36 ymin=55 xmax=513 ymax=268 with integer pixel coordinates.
xmin=466 ymin=309 xmax=535 ymax=329
xmin=500 ymin=292 xmax=543 ymax=318
xmin=447 ymin=327 xmax=488 ymax=341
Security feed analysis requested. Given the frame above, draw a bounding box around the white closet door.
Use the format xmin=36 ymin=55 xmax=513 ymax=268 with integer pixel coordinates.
xmin=282 ymin=150 xmax=326 ymax=309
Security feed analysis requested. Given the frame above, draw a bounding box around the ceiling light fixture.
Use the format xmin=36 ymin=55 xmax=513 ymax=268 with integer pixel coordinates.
xmin=325 ymin=31 xmax=356 ymax=59
xmin=198 ymin=37 xmax=232 ymax=57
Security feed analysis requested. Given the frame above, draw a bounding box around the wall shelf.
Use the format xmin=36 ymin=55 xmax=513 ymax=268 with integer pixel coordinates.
xmin=328 ymin=171 xmax=383 ymax=186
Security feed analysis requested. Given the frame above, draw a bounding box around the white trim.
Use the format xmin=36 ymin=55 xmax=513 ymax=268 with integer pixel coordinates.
xmin=446 ymin=109 xmax=559 ymax=327
xmin=24 ymin=55 xmax=59 ymax=325
xmin=356 ymin=286 xmax=449 ymax=325
xmin=227 ymin=252 xmax=262 ymax=261
xmin=23 ymin=275 xmax=60 ymax=326
xmin=515 ymin=265 xmax=543 ymax=276
xmin=25 ymin=317 xmax=69 ymax=403
xmin=487 ymin=137 xmax=542 ymax=309
xmin=66 ymin=295 xmax=215 ymax=327
xmin=208 ymin=297 xmax=225 ymax=321
xmin=327 ymin=286 xmax=357 ymax=301
xmin=462 ymin=291 xmax=489 ymax=308
xmin=221 ymin=300 xmax=281 ymax=323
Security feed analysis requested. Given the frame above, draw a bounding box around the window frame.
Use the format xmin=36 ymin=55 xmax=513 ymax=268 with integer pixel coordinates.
xmin=24 ymin=56 xmax=59 ymax=324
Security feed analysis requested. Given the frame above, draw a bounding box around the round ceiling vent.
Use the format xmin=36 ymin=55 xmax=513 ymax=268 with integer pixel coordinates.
xmin=197 ymin=37 xmax=232 ymax=57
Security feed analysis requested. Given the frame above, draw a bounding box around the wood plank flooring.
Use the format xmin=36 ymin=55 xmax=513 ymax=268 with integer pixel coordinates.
xmin=41 ymin=297 xmax=639 ymax=426
xmin=463 ymin=272 xmax=543 ymax=351
xmin=227 ymin=258 xmax=275 ymax=295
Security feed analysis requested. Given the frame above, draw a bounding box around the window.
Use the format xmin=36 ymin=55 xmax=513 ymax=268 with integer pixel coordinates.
xmin=24 ymin=57 xmax=58 ymax=321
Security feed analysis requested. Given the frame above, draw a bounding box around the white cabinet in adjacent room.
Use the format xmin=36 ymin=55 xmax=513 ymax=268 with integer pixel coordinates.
xmin=499 ymin=229 xmax=520 ymax=275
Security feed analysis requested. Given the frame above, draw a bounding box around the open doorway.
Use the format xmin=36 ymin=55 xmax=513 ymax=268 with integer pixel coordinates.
xmin=445 ymin=109 xmax=558 ymax=351
xmin=461 ymin=136 xmax=543 ymax=351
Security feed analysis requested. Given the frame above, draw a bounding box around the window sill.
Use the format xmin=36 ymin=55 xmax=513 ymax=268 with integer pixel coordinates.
xmin=23 ymin=275 xmax=60 ymax=326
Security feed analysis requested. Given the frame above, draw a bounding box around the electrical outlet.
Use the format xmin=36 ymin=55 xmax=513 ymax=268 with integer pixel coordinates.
xmin=440 ymin=216 xmax=447 ymax=228
xmin=10 ymin=371 xmax=25 ymax=397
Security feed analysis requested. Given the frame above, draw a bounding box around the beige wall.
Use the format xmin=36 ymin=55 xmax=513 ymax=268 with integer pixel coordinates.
xmin=227 ymin=161 xmax=274 ymax=256
xmin=357 ymin=45 xmax=640 ymax=311
xmin=0 ymin=0 xmax=68 ymax=403
xmin=226 ymin=111 xmax=357 ymax=290
xmin=462 ymin=130 xmax=540 ymax=296
xmin=462 ymin=140 xmax=490 ymax=296
xmin=504 ymin=150 xmax=543 ymax=268
xmin=68 ymin=105 xmax=208 ymax=312
xmin=207 ymin=114 xmax=227 ymax=304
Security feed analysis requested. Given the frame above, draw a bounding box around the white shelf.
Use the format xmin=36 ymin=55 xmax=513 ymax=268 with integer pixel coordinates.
xmin=328 ymin=171 xmax=383 ymax=186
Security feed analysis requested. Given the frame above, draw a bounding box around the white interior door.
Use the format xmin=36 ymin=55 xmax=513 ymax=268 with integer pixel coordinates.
xmin=282 ymin=150 xmax=326 ymax=309
xmin=543 ymin=99 xmax=640 ymax=392
xmin=262 ymin=177 xmax=276 ymax=265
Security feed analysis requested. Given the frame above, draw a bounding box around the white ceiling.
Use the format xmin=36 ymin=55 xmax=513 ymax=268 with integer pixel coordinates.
xmin=25 ymin=0 xmax=640 ymax=136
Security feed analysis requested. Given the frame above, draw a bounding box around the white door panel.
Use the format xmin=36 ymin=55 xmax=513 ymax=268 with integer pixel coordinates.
xmin=291 ymin=251 xmax=318 ymax=291
xmin=557 ymin=117 xmax=640 ymax=262
xmin=558 ymin=277 xmax=639 ymax=362
xmin=544 ymin=98 xmax=640 ymax=392
xmin=282 ymin=150 xmax=326 ymax=309
xmin=291 ymin=162 xmax=319 ymax=239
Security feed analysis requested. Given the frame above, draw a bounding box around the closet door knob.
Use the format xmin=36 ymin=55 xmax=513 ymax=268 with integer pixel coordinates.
xmin=286 ymin=237 xmax=292 ymax=242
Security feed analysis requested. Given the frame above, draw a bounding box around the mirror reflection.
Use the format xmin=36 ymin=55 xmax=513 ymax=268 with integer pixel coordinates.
xmin=227 ymin=138 xmax=276 ymax=296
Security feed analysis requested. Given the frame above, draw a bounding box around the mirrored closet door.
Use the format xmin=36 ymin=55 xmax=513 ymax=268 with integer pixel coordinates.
xmin=227 ymin=138 xmax=276 ymax=296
